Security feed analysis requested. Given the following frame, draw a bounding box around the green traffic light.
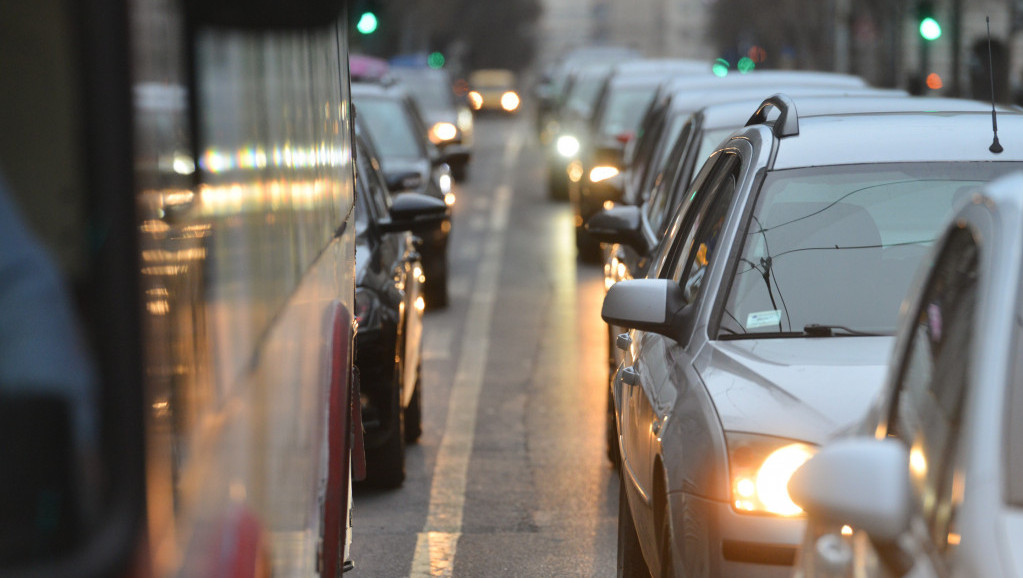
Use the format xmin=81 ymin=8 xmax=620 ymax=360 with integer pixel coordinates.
xmin=712 ymin=58 xmax=730 ymax=78
xmin=356 ymin=12 xmax=378 ymax=34
xmin=919 ymin=17 xmax=941 ymax=41
xmin=428 ymin=52 xmax=445 ymax=69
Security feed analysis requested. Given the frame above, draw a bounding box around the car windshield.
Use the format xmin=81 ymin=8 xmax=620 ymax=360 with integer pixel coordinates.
xmin=718 ymin=162 xmax=1023 ymax=338
xmin=598 ymin=85 xmax=657 ymax=138
xmin=353 ymin=97 xmax=424 ymax=161
xmin=564 ymin=72 xmax=606 ymax=115
xmin=397 ymin=73 xmax=454 ymax=112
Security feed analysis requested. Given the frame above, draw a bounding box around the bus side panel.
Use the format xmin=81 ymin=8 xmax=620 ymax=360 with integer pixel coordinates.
xmin=131 ymin=0 xmax=356 ymax=573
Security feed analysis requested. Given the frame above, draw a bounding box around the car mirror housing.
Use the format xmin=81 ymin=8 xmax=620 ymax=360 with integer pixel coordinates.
xmin=585 ymin=206 xmax=650 ymax=254
xmin=601 ymin=279 xmax=691 ymax=339
xmin=789 ymin=437 xmax=913 ymax=544
xmin=385 ymin=171 xmax=424 ymax=193
xmin=379 ymin=192 xmax=448 ymax=233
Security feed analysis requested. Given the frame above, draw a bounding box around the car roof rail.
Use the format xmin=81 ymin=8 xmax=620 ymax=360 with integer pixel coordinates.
xmin=745 ymin=93 xmax=799 ymax=138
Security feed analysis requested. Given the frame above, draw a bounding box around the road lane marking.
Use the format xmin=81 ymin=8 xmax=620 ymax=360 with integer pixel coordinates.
xmin=410 ymin=128 xmax=522 ymax=577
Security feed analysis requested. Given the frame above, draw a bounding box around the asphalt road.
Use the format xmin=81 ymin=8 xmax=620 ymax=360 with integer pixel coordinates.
xmin=350 ymin=113 xmax=619 ymax=577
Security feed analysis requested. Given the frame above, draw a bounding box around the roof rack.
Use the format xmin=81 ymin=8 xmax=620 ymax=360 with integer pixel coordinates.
xmin=745 ymin=94 xmax=799 ymax=138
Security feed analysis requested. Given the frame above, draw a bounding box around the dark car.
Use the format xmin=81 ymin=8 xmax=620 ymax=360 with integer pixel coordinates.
xmin=353 ymin=131 xmax=447 ymax=488
xmin=567 ymin=59 xmax=708 ymax=260
xmin=389 ymin=66 xmax=474 ymax=181
xmin=353 ymin=80 xmax=456 ymax=307
xmin=600 ymin=97 xmax=1023 ymax=578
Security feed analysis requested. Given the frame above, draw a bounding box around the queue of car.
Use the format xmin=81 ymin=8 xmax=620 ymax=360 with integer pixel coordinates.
xmin=543 ymin=53 xmax=1023 ymax=578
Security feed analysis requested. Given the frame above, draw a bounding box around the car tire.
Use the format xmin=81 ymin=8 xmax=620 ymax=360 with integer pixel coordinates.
xmin=424 ymin=254 xmax=449 ymax=309
xmin=618 ymin=475 xmax=652 ymax=578
xmin=606 ymin=388 xmax=620 ymax=469
xmin=548 ymin=167 xmax=568 ymax=201
xmin=658 ymin=500 xmax=674 ymax=578
xmin=404 ymin=367 xmax=422 ymax=444
xmin=576 ymin=227 xmax=602 ymax=264
xmin=452 ymin=162 xmax=468 ymax=183
xmin=364 ymin=389 xmax=406 ymax=489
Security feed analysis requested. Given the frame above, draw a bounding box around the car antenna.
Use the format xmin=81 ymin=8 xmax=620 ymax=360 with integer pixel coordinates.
xmin=987 ymin=17 xmax=1004 ymax=154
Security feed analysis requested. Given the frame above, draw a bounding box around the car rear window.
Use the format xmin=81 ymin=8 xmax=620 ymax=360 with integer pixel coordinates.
xmin=354 ymin=97 xmax=424 ymax=161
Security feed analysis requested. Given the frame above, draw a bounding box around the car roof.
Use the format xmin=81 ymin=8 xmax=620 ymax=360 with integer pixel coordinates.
xmin=667 ymin=87 xmax=905 ymax=118
xmin=611 ymin=58 xmax=710 ymax=77
xmin=661 ymin=70 xmax=868 ymax=94
xmin=758 ymin=112 xmax=1023 ymax=168
xmin=700 ymin=94 xmax=1010 ymax=129
xmin=351 ymin=80 xmax=406 ymax=99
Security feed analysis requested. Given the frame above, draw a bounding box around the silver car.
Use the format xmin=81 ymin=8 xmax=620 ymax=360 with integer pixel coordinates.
xmin=601 ymin=96 xmax=1023 ymax=578
xmin=790 ymin=172 xmax=1023 ymax=578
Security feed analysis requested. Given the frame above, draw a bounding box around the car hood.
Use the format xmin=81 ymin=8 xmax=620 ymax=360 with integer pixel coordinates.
xmin=420 ymin=108 xmax=458 ymax=126
xmin=698 ymin=337 xmax=894 ymax=445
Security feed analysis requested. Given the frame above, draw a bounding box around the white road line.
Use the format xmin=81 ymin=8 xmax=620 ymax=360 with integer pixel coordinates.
xmin=410 ymin=128 xmax=522 ymax=577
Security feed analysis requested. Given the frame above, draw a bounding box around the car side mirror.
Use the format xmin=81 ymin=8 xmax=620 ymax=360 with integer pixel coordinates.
xmin=789 ymin=437 xmax=916 ymax=576
xmin=379 ymin=192 xmax=448 ymax=233
xmin=385 ymin=171 xmax=423 ymax=193
xmin=585 ymin=206 xmax=650 ymax=254
xmin=789 ymin=437 xmax=913 ymax=543
xmin=601 ymin=279 xmax=693 ymax=340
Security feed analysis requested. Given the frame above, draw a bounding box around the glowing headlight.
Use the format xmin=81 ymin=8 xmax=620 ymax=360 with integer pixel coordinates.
xmin=556 ymin=135 xmax=580 ymax=158
xmin=589 ymin=165 xmax=620 ymax=183
xmin=430 ymin=122 xmax=458 ymax=144
xmin=500 ymin=91 xmax=520 ymax=112
xmin=438 ymin=173 xmax=453 ymax=194
xmin=727 ymin=433 xmax=816 ymax=516
xmin=468 ymin=91 xmax=483 ymax=110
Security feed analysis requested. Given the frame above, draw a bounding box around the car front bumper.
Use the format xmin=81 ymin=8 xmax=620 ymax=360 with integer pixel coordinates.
xmin=668 ymin=491 xmax=804 ymax=578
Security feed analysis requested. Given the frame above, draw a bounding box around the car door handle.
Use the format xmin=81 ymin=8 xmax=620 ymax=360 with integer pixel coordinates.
xmin=621 ymin=366 xmax=639 ymax=387
xmin=615 ymin=333 xmax=632 ymax=351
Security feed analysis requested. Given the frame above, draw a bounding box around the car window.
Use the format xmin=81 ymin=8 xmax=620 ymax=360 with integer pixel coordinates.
xmin=598 ymin=85 xmax=658 ymax=138
xmin=668 ymin=154 xmax=741 ymax=304
xmin=888 ymin=226 xmax=978 ymax=554
xmin=353 ymin=97 xmax=425 ymax=161
xmin=717 ymin=162 xmax=1018 ymax=337
xmin=643 ymin=120 xmax=694 ymax=234
xmin=642 ymin=114 xmax=691 ymax=202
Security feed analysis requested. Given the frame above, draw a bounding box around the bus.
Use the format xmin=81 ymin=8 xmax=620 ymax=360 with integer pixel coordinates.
xmin=0 ymin=0 xmax=362 ymax=576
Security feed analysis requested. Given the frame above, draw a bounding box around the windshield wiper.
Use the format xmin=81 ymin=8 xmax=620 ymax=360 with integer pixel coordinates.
xmin=802 ymin=324 xmax=888 ymax=337
xmin=718 ymin=324 xmax=889 ymax=340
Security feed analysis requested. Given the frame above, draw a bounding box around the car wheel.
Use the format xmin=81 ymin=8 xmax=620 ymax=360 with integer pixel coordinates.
xmin=618 ymin=475 xmax=652 ymax=578
xmin=576 ymin=227 xmax=602 ymax=264
xmin=404 ymin=366 xmax=422 ymax=444
xmin=606 ymin=388 xmax=620 ymax=469
xmin=424 ymin=255 xmax=449 ymax=309
xmin=364 ymin=389 xmax=406 ymax=489
xmin=548 ymin=166 xmax=568 ymax=201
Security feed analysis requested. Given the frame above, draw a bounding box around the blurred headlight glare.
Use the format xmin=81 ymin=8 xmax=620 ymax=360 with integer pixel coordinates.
xmin=726 ymin=433 xmax=816 ymax=517
xmin=430 ymin=122 xmax=458 ymax=143
xmin=500 ymin=91 xmax=520 ymax=111
xmin=468 ymin=91 xmax=483 ymax=110
xmin=556 ymin=135 xmax=580 ymax=158
xmin=589 ymin=166 xmax=620 ymax=183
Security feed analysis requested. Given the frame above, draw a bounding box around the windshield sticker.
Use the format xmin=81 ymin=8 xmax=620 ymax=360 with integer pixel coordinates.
xmin=746 ymin=310 xmax=782 ymax=329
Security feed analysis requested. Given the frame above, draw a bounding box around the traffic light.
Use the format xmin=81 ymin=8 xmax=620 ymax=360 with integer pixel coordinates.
xmin=356 ymin=11 xmax=378 ymax=34
xmin=917 ymin=1 xmax=941 ymax=41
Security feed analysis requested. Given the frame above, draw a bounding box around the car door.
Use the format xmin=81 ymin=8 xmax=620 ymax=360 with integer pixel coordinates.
xmin=621 ymin=152 xmax=743 ymax=542
xmin=863 ymin=226 xmax=981 ymax=578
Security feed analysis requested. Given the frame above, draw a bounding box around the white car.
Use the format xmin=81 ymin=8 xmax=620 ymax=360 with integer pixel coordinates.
xmin=790 ymin=172 xmax=1023 ymax=578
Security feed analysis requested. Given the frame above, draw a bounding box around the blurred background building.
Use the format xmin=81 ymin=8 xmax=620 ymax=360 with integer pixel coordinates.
xmin=353 ymin=0 xmax=1023 ymax=103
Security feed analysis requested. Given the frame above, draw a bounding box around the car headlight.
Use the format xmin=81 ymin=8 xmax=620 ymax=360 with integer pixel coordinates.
xmin=726 ymin=432 xmax=817 ymax=516
xmin=588 ymin=165 xmax=620 ymax=183
xmin=468 ymin=91 xmax=483 ymax=110
xmin=500 ymin=91 xmax=520 ymax=112
xmin=430 ymin=122 xmax=458 ymax=144
xmin=556 ymin=135 xmax=580 ymax=158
